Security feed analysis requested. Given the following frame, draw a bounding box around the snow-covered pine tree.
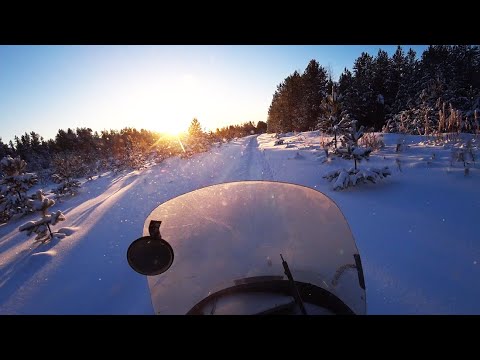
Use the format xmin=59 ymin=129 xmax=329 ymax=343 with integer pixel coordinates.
xmin=323 ymin=167 xmax=391 ymax=191
xmin=371 ymin=49 xmax=390 ymax=130
xmin=335 ymin=120 xmax=372 ymax=170
xmin=350 ymin=52 xmax=377 ymax=129
xmin=123 ymin=134 xmax=145 ymax=170
xmin=337 ymin=68 xmax=356 ymax=121
xmin=51 ymin=153 xmax=82 ymax=199
xmin=0 ymin=155 xmax=38 ymax=223
xmin=389 ymin=46 xmax=408 ymax=115
xmin=19 ymin=189 xmax=65 ymax=242
xmin=324 ymin=120 xmax=391 ymax=190
xmin=316 ymin=85 xmax=351 ymax=150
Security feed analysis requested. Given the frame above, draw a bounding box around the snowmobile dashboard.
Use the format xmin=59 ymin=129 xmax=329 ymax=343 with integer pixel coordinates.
xmin=127 ymin=236 xmax=356 ymax=315
xmin=186 ymin=277 xmax=356 ymax=315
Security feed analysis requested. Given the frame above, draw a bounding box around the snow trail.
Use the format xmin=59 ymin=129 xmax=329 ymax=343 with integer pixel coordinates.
xmin=0 ymin=132 xmax=479 ymax=314
xmin=0 ymin=135 xmax=275 ymax=314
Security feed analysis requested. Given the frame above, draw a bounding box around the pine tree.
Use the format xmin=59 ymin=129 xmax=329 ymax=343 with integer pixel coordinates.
xmin=188 ymin=118 xmax=203 ymax=138
xmin=393 ymin=47 xmax=417 ymax=114
xmin=300 ymin=60 xmax=328 ymax=131
xmin=51 ymin=153 xmax=82 ymax=199
xmin=351 ymin=52 xmax=377 ymax=129
xmin=282 ymin=71 xmax=303 ymax=132
xmin=390 ymin=46 xmax=407 ymax=106
xmin=335 ymin=120 xmax=372 ymax=170
xmin=317 ymin=85 xmax=351 ymax=149
xmin=256 ymin=121 xmax=268 ymax=133
xmin=19 ymin=189 xmax=65 ymax=242
xmin=267 ymin=85 xmax=285 ymax=133
xmin=0 ymin=138 xmax=11 ymax=160
xmin=267 ymin=63 xmax=327 ymax=133
xmin=338 ymin=68 xmax=356 ymax=119
xmin=0 ymin=156 xmax=38 ymax=223
xmin=324 ymin=121 xmax=390 ymax=191
xmin=186 ymin=118 xmax=209 ymax=155
xmin=372 ymin=49 xmax=391 ymax=129
xmin=28 ymin=131 xmax=50 ymax=171
xmin=122 ymin=131 xmax=145 ymax=170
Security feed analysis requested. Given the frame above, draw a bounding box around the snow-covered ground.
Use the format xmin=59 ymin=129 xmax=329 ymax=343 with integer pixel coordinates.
xmin=0 ymin=132 xmax=479 ymax=314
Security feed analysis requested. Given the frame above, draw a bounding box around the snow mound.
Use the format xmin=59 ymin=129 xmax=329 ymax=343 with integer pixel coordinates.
xmin=293 ymin=152 xmax=305 ymax=160
xmin=324 ymin=167 xmax=391 ymax=190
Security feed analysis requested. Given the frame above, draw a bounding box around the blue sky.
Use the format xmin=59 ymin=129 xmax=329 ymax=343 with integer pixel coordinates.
xmin=0 ymin=45 xmax=428 ymax=143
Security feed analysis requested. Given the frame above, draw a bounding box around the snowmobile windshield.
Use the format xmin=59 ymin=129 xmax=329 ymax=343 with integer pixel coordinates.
xmin=136 ymin=181 xmax=366 ymax=315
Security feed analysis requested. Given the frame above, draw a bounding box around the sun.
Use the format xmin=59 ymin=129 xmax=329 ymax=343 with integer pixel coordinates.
xmin=117 ymin=72 xmax=203 ymax=136
xmin=152 ymin=74 xmax=202 ymax=136
xmin=157 ymin=119 xmax=188 ymax=136
xmin=139 ymin=101 xmax=192 ymax=136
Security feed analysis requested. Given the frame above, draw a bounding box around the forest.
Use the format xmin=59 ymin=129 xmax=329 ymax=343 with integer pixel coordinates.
xmin=267 ymin=45 xmax=480 ymax=135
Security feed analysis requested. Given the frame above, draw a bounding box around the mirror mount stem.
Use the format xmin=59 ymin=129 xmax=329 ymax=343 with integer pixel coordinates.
xmin=149 ymin=220 xmax=162 ymax=240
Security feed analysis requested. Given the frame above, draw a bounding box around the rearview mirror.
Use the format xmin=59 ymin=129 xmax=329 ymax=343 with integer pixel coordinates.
xmin=127 ymin=236 xmax=174 ymax=276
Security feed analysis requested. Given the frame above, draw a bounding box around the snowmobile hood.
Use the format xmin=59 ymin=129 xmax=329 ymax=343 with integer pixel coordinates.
xmin=129 ymin=181 xmax=366 ymax=315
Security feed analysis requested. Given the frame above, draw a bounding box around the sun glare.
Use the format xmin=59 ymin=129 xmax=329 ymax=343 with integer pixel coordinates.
xmin=157 ymin=120 xmax=188 ymax=136
xmin=140 ymin=73 xmax=202 ymax=136
xmin=87 ymin=69 xmax=212 ymax=137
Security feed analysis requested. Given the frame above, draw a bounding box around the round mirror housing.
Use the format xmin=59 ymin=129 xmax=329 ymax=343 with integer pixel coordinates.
xmin=127 ymin=236 xmax=174 ymax=276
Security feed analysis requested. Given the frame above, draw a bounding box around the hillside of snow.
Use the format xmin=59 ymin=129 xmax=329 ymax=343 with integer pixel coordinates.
xmin=0 ymin=132 xmax=479 ymax=314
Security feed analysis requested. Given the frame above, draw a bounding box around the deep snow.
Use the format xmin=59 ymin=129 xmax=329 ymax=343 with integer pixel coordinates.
xmin=0 ymin=132 xmax=479 ymax=314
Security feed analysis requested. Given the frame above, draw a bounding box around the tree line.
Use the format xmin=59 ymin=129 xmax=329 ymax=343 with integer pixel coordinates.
xmin=267 ymin=45 xmax=480 ymax=135
xmin=0 ymin=120 xmax=268 ymax=174
xmin=0 ymin=118 xmax=267 ymax=223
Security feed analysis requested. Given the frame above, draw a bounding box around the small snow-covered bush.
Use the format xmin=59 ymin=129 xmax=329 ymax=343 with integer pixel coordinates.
xmin=274 ymin=139 xmax=284 ymax=146
xmin=52 ymin=153 xmax=85 ymax=180
xmin=293 ymin=152 xmax=305 ymax=160
xmin=450 ymin=139 xmax=476 ymax=176
xmin=359 ymin=132 xmax=385 ymax=151
xmin=319 ymin=135 xmax=333 ymax=149
xmin=51 ymin=175 xmax=81 ymax=199
xmin=36 ymin=168 xmax=54 ymax=186
xmin=323 ymin=167 xmax=391 ymax=191
xmin=451 ymin=140 xmax=476 ymax=164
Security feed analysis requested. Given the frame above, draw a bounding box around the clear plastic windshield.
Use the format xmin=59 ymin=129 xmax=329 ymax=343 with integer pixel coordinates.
xmin=142 ymin=181 xmax=366 ymax=315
